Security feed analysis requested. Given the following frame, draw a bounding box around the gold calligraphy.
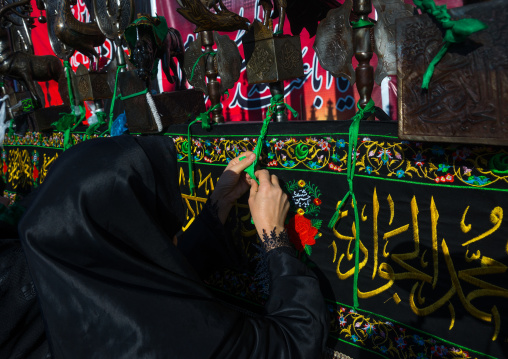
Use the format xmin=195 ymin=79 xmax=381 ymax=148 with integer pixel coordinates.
xmin=4 ymin=149 xmax=58 ymax=190
xmin=330 ymin=186 xmax=507 ymax=341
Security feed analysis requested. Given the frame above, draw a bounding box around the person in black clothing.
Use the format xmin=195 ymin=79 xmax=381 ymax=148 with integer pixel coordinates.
xmin=15 ymin=135 xmax=328 ymax=358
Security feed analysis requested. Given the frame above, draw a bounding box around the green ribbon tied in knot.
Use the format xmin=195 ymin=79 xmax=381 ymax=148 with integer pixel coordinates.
xmin=327 ymin=99 xmax=375 ymax=309
xmin=244 ymin=94 xmax=298 ymax=184
xmin=413 ymin=0 xmax=488 ymax=89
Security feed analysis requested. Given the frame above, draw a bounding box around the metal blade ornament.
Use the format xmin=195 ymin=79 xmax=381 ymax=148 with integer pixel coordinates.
xmin=183 ymin=34 xmax=208 ymax=95
xmin=93 ymin=0 xmax=134 ymax=40
xmin=214 ymin=31 xmax=242 ymax=94
xmin=36 ymin=0 xmax=75 ymax=61
xmin=313 ymin=0 xmax=355 ymax=84
xmin=372 ymin=0 xmax=414 ymax=85
xmin=93 ymin=0 xmax=134 ymax=67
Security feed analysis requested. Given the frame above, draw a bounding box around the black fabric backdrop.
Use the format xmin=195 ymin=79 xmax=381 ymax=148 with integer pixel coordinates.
xmin=2 ymin=121 xmax=508 ymax=358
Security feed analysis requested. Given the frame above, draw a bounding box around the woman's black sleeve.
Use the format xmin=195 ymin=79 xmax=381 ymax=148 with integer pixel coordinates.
xmin=177 ymin=201 xmax=242 ymax=278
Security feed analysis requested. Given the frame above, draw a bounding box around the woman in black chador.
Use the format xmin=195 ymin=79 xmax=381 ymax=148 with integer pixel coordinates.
xmin=17 ymin=135 xmax=328 ymax=358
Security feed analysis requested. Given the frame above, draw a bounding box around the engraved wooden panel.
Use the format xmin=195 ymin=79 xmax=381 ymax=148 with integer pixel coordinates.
xmin=397 ymin=0 xmax=508 ymax=145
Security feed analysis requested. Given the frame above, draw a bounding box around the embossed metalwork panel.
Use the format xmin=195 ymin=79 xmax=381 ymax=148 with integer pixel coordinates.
xmin=372 ymin=0 xmax=414 ymax=85
xmin=119 ymin=70 xmax=206 ymax=133
xmin=93 ymin=0 xmax=134 ymax=39
xmin=75 ymin=64 xmax=113 ymax=102
xmin=183 ymin=35 xmax=208 ymax=95
xmin=313 ymin=0 xmax=355 ymax=84
xmin=214 ymin=32 xmax=242 ymax=94
xmin=397 ymin=0 xmax=508 ymax=145
xmin=243 ymin=21 xmax=304 ymax=84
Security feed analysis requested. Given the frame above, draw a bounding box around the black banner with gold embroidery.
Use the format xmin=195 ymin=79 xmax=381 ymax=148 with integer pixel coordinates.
xmin=169 ymin=121 xmax=508 ymax=359
xmin=2 ymin=121 xmax=507 ymax=358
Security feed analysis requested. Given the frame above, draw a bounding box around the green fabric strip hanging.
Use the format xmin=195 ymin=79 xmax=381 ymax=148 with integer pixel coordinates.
xmin=106 ymin=64 xmax=126 ymax=135
xmin=327 ymin=99 xmax=375 ymax=309
xmin=351 ymin=18 xmax=374 ymax=29
xmin=245 ymin=94 xmax=298 ymax=184
xmin=189 ymin=51 xmax=216 ymax=82
xmin=412 ymin=0 xmax=487 ymax=89
xmin=186 ymin=103 xmax=219 ymax=196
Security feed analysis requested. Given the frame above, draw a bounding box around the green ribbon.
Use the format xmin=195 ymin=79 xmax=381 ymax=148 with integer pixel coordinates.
xmin=63 ymin=61 xmax=76 ymax=107
xmin=86 ymin=111 xmax=107 ymax=137
xmin=327 ymin=99 xmax=375 ymax=309
xmin=186 ymin=103 xmax=220 ymax=196
xmin=52 ymin=104 xmax=86 ymax=150
xmin=106 ymin=64 xmax=126 ymax=135
xmin=245 ymin=94 xmax=298 ymax=184
xmin=189 ymin=51 xmax=216 ymax=82
xmin=56 ymin=62 xmax=86 ymax=150
xmin=119 ymin=88 xmax=149 ymax=101
xmin=351 ymin=19 xmax=374 ymax=29
xmin=413 ymin=0 xmax=487 ymax=89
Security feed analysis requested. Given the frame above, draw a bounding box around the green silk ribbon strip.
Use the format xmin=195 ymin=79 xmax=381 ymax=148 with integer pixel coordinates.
xmin=412 ymin=0 xmax=487 ymax=89
xmin=54 ymin=62 xmax=86 ymax=150
xmin=107 ymin=64 xmax=126 ymax=135
xmin=86 ymin=111 xmax=107 ymax=137
xmin=351 ymin=18 xmax=374 ymax=29
xmin=119 ymin=88 xmax=149 ymax=101
xmin=52 ymin=104 xmax=86 ymax=151
xmin=186 ymin=103 xmax=220 ymax=196
xmin=245 ymin=94 xmax=298 ymax=184
xmin=327 ymin=99 xmax=375 ymax=309
xmin=189 ymin=51 xmax=216 ymax=82
xmin=63 ymin=61 xmax=76 ymax=108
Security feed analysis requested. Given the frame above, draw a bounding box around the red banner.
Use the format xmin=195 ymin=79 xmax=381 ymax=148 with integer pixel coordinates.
xmin=30 ymin=0 xmax=464 ymax=122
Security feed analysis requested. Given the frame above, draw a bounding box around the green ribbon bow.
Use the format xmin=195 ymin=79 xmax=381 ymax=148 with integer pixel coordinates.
xmin=413 ymin=0 xmax=488 ymax=89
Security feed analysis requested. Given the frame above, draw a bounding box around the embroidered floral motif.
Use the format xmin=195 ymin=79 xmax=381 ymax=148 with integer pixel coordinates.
xmin=285 ymin=179 xmax=323 ymax=255
xmin=172 ymin=135 xmax=508 ymax=190
xmin=327 ymin=302 xmax=477 ymax=359
xmin=32 ymin=150 xmax=40 ymax=188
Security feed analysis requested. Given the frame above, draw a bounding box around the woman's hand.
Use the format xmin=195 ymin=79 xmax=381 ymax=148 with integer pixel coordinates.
xmin=248 ymin=170 xmax=289 ymax=240
xmin=210 ymin=152 xmax=256 ymax=224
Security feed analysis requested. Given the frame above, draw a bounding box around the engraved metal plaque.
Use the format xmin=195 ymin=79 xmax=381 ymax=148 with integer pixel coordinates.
xmin=373 ymin=0 xmax=414 ymax=85
xmin=242 ymin=21 xmax=304 ymax=84
xmin=397 ymin=0 xmax=508 ymax=145
xmin=75 ymin=64 xmax=113 ymax=102
xmin=214 ymin=31 xmax=242 ymax=94
xmin=183 ymin=35 xmax=208 ymax=95
xmin=118 ymin=70 xmax=206 ymax=133
xmin=93 ymin=0 xmax=134 ymax=39
xmin=313 ymin=0 xmax=355 ymax=84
